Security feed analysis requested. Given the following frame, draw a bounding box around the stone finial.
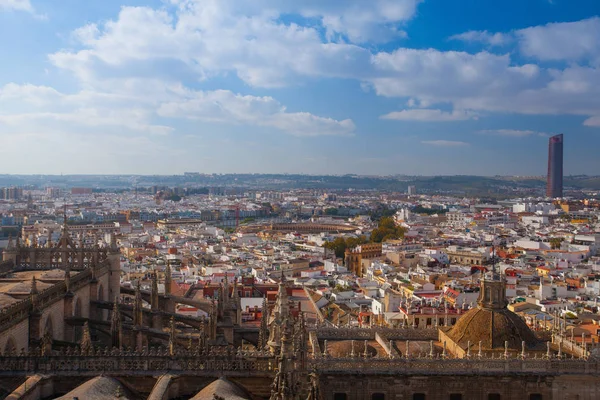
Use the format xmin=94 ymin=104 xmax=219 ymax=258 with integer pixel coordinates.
xmin=169 ymin=316 xmax=176 ymax=356
xmin=429 ymin=340 xmax=434 ymax=358
xmin=30 ymin=277 xmax=39 ymax=310
xmin=80 ymin=321 xmax=92 ymax=352
xmin=41 ymin=331 xmax=53 ymax=356
xmin=504 ymin=341 xmax=509 ymax=359
xmin=64 ymin=265 xmax=71 ymax=293
xmin=478 ymin=341 xmax=482 ymax=358
xmin=466 ymin=341 xmax=471 ymax=358
xmin=363 ymin=340 xmax=368 ymax=358
xmin=521 ymin=341 xmax=526 ymax=359
xmin=442 ymin=341 xmax=447 ymax=359
xmin=111 ymin=300 xmax=122 ymax=349
xmin=405 ymin=340 xmax=410 ymax=358
xmin=322 ymin=340 xmax=328 ymax=357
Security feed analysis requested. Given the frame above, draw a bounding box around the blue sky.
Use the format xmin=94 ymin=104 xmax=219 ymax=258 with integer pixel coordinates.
xmin=1 ymin=0 xmax=599 ymax=176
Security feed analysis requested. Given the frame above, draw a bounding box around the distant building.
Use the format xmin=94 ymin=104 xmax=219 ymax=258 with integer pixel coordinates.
xmin=0 ymin=187 xmax=23 ymax=200
xmin=546 ymin=134 xmax=563 ymax=198
xmin=344 ymin=243 xmax=382 ymax=277
xmin=407 ymin=185 xmax=416 ymax=195
xmin=71 ymin=187 xmax=93 ymax=195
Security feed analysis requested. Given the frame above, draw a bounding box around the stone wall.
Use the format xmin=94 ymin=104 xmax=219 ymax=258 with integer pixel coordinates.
xmin=0 ymin=320 xmax=29 ymax=353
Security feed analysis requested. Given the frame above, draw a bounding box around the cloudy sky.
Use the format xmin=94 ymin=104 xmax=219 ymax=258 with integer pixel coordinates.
xmin=1 ymin=0 xmax=599 ymax=175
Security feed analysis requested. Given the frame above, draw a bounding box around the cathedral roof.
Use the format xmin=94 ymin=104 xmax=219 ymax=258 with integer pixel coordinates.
xmin=190 ymin=378 xmax=251 ymax=400
xmin=55 ymin=376 xmax=133 ymax=400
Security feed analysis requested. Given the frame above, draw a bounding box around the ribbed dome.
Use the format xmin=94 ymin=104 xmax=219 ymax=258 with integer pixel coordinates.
xmin=445 ymin=307 xmax=538 ymax=351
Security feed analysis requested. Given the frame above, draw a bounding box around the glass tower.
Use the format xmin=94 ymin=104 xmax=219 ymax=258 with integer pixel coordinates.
xmin=546 ymin=134 xmax=563 ymax=198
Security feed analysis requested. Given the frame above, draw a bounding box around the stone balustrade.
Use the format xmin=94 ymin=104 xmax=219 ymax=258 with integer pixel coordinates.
xmin=1 ymin=345 xmax=596 ymax=377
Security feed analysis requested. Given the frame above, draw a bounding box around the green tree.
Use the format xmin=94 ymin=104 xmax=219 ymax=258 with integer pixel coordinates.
xmin=549 ymin=237 xmax=562 ymax=250
xmin=323 ymin=235 xmax=368 ymax=258
xmin=324 ymin=208 xmax=339 ymax=216
xmin=370 ymin=217 xmax=406 ymax=243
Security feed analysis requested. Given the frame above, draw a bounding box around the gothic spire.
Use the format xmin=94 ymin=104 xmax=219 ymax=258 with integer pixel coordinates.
xmin=109 ymin=232 xmax=118 ymax=252
xmin=168 ymin=316 xmax=176 ymax=356
xmin=64 ymin=265 xmax=71 ymax=293
xmin=111 ymin=300 xmax=122 ymax=349
xmin=151 ymin=271 xmax=159 ymax=310
xmin=232 ymin=278 xmax=241 ymax=309
xmin=134 ymin=281 xmax=143 ymax=326
xmin=276 ymin=275 xmax=290 ymax=320
xmin=30 ymin=277 xmax=39 ymax=310
xmin=259 ymin=296 xmax=269 ymax=349
xmin=164 ymin=261 xmax=172 ymax=297
xmin=7 ymin=234 xmax=13 ymax=250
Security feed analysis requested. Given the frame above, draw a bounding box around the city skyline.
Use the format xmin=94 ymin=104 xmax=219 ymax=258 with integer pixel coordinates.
xmin=1 ymin=0 xmax=600 ymax=175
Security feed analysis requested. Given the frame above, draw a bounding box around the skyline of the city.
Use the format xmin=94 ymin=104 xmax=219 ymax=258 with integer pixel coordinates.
xmin=0 ymin=0 xmax=599 ymax=175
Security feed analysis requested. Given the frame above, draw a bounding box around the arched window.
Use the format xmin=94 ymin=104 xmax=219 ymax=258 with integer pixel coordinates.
xmin=488 ymin=394 xmax=501 ymax=400
xmin=334 ymin=393 xmax=348 ymax=400
xmin=44 ymin=316 xmax=54 ymax=338
xmin=413 ymin=394 xmax=426 ymax=400
xmin=372 ymin=393 xmax=385 ymax=400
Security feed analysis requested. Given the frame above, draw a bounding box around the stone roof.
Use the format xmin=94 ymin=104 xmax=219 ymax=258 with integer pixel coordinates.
xmin=39 ymin=269 xmax=72 ymax=280
xmin=444 ymin=307 xmax=539 ymax=351
xmin=190 ymin=378 xmax=251 ymax=400
xmin=0 ymin=293 xmax=19 ymax=309
xmin=55 ymin=376 xmax=134 ymax=400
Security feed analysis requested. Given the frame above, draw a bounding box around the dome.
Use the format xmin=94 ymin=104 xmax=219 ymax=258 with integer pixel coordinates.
xmin=190 ymin=378 xmax=251 ymax=400
xmin=445 ymin=307 xmax=538 ymax=351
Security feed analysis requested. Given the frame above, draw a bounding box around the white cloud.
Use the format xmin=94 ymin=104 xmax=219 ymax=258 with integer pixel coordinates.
xmin=421 ymin=140 xmax=469 ymax=147
xmin=449 ymin=30 xmax=510 ymax=46
xmin=381 ymin=108 xmax=476 ymax=121
xmin=0 ymin=83 xmax=173 ymax=136
xmin=49 ymin=5 xmax=373 ymax=87
xmin=478 ymin=129 xmax=550 ymax=137
xmin=583 ymin=116 xmax=600 ymax=127
xmin=158 ymin=89 xmax=354 ymax=136
xmin=0 ymin=82 xmax=354 ymax=138
xmin=516 ymin=17 xmax=600 ymax=63
xmin=40 ymin=4 xmax=600 ymax=133
xmin=0 ymin=0 xmax=32 ymax=12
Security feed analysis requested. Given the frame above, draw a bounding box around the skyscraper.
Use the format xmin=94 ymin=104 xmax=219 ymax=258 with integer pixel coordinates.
xmin=546 ymin=134 xmax=563 ymax=198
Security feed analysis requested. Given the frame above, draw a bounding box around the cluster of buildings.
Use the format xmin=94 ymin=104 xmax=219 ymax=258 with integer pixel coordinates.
xmin=1 ymin=159 xmax=600 ymax=397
